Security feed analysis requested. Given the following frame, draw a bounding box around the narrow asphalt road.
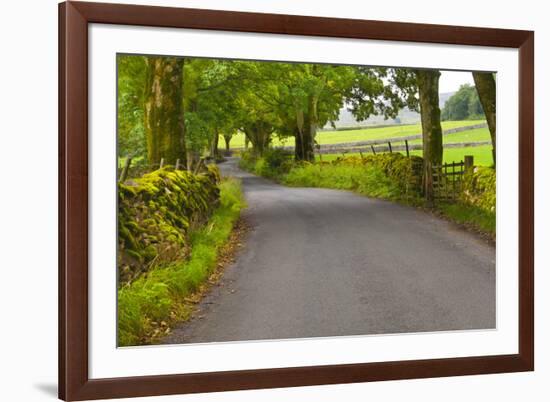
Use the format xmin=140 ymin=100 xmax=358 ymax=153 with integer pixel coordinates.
xmin=163 ymin=158 xmax=495 ymax=344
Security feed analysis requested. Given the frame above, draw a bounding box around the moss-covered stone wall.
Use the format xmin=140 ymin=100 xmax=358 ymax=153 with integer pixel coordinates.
xmin=332 ymin=154 xmax=495 ymax=212
xmin=118 ymin=165 xmax=221 ymax=284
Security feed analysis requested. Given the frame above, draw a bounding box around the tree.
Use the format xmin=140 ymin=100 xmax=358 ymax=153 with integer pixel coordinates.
xmin=468 ymin=87 xmax=484 ymax=118
xmin=222 ymin=132 xmax=235 ymax=154
xmin=143 ymin=56 xmax=185 ymax=165
xmin=182 ymin=58 xmax=217 ymax=167
xmin=371 ymin=67 xmax=442 ymax=203
xmin=182 ymin=59 xmax=250 ymax=162
xmin=416 ymin=70 xmax=443 ymax=203
xmin=117 ymin=55 xmax=147 ymax=159
xmin=441 ymin=84 xmax=483 ymax=121
xmin=472 ymin=72 xmax=496 ymax=164
xmin=346 ymin=67 xmax=400 ymax=121
xmin=252 ymin=62 xmax=356 ymax=161
xmin=416 ymin=70 xmax=443 ymax=167
xmin=348 ymin=66 xmax=443 ymax=170
xmin=228 ymin=62 xmax=281 ymax=156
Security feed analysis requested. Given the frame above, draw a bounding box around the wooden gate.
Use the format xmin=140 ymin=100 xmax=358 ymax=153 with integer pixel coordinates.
xmin=431 ymin=161 xmax=465 ymax=201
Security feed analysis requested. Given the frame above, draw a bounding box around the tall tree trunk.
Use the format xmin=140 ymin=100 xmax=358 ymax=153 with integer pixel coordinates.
xmin=308 ymin=95 xmax=319 ymax=161
xmin=472 ymin=72 xmax=496 ymax=165
xmin=223 ymin=135 xmax=231 ymax=155
xmin=416 ymin=70 xmax=443 ymax=205
xmin=144 ymin=57 xmax=186 ymax=166
xmin=244 ymin=123 xmax=271 ymax=156
xmin=294 ymin=121 xmax=314 ymax=161
xmin=294 ymin=98 xmax=317 ymax=162
xmin=294 ymin=126 xmax=303 ymax=161
xmin=210 ymin=128 xmax=220 ymax=159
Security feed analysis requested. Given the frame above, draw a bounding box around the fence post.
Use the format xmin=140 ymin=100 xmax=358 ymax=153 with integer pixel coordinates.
xmin=193 ymin=157 xmax=204 ymax=174
xmin=315 ymin=144 xmax=322 ymax=164
xmin=452 ymin=161 xmax=456 ymax=197
xmin=159 ymin=158 xmax=165 ymax=169
xmin=371 ymin=145 xmax=376 ymax=155
xmin=388 ymin=142 xmax=393 ymax=153
xmin=359 ymin=151 xmax=364 ymax=159
xmin=405 ymin=140 xmax=410 ymax=157
xmin=445 ymin=163 xmax=449 ymax=199
xmin=464 ymin=155 xmax=474 ymax=173
xmin=119 ymin=156 xmax=132 ymax=183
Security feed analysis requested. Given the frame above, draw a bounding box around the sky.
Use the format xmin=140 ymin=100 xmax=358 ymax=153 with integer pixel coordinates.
xmin=439 ymin=70 xmax=474 ymax=93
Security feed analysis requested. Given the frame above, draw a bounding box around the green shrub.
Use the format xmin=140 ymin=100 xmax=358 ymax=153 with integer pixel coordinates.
xmin=263 ymin=148 xmax=294 ymax=170
xmin=239 ymin=148 xmax=293 ymax=178
xmin=118 ymin=178 xmax=245 ymax=346
xmin=460 ymin=166 xmax=496 ymax=212
xmin=118 ymin=165 xmax=221 ymax=284
xmin=334 ymin=153 xmax=423 ymax=195
xmin=283 ymin=163 xmax=404 ymax=201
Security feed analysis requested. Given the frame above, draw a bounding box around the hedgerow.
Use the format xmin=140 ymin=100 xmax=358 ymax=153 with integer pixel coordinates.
xmin=331 ymin=153 xmax=424 ymax=196
xmin=460 ymin=166 xmax=496 ymax=213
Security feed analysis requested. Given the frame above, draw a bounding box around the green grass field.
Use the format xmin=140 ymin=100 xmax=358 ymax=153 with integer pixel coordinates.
xmin=221 ymin=120 xmax=486 ymax=149
xmin=317 ymin=145 xmax=494 ymax=166
xmin=407 ymin=127 xmax=491 ymax=145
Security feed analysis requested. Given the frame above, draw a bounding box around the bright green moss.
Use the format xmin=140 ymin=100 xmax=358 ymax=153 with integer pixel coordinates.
xmin=461 ymin=166 xmax=496 ymax=212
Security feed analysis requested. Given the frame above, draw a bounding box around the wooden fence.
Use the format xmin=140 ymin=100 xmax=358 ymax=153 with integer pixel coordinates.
xmin=227 ymin=122 xmax=489 ymax=156
xmin=118 ymin=156 xmax=210 ymax=182
xmin=429 ymin=155 xmax=475 ymax=201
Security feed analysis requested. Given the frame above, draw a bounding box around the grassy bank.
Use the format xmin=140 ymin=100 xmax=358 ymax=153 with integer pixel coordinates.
xmin=283 ymin=163 xmax=410 ymax=202
xmin=118 ymin=178 xmax=246 ymax=346
xmin=437 ymin=202 xmax=495 ymax=235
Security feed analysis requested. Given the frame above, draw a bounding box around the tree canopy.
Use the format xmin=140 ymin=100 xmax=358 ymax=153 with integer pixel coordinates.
xmin=441 ymin=84 xmax=483 ymax=121
xmin=117 ymin=55 xmax=491 ymax=172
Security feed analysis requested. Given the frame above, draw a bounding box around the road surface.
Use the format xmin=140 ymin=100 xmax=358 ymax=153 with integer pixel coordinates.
xmin=163 ymin=158 xmax=495 ymax=344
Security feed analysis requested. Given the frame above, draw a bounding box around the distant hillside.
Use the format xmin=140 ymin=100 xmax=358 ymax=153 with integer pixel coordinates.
xmin=323 ymin=92 xmax=455 ymax=130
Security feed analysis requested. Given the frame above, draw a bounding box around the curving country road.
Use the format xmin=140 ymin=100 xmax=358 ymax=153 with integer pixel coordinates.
xmin=163 ymin=158 xmax=495 ymax=344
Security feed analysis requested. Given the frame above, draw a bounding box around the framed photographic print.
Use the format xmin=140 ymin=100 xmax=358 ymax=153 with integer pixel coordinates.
xmin=59 ymin=1 xmax=534 ymax=400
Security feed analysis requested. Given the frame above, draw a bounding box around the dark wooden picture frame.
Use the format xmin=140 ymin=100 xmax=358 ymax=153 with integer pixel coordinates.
xmin=59 ymin=1 xmax=534 ymax=400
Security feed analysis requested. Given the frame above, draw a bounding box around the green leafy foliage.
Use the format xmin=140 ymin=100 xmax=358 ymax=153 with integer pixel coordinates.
xmin=284 ymin=163 xmax=403 ymax=200
xmin=240 ymin=152 xmax=423 ymax=202
xmin=282 ymin=153 xmax=423 ymax=201
xmin=118 ymin=165 xmax=221 ymax=284
xmin=117 ymin=55 xmax=147 ymax=158
xmin=441 ymin=84 xmax=484 ymax=121
xmin=460 ymin=166 xmax=496 ymax=212
xmin=239 ymin=148 xmax=294 ymax=178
